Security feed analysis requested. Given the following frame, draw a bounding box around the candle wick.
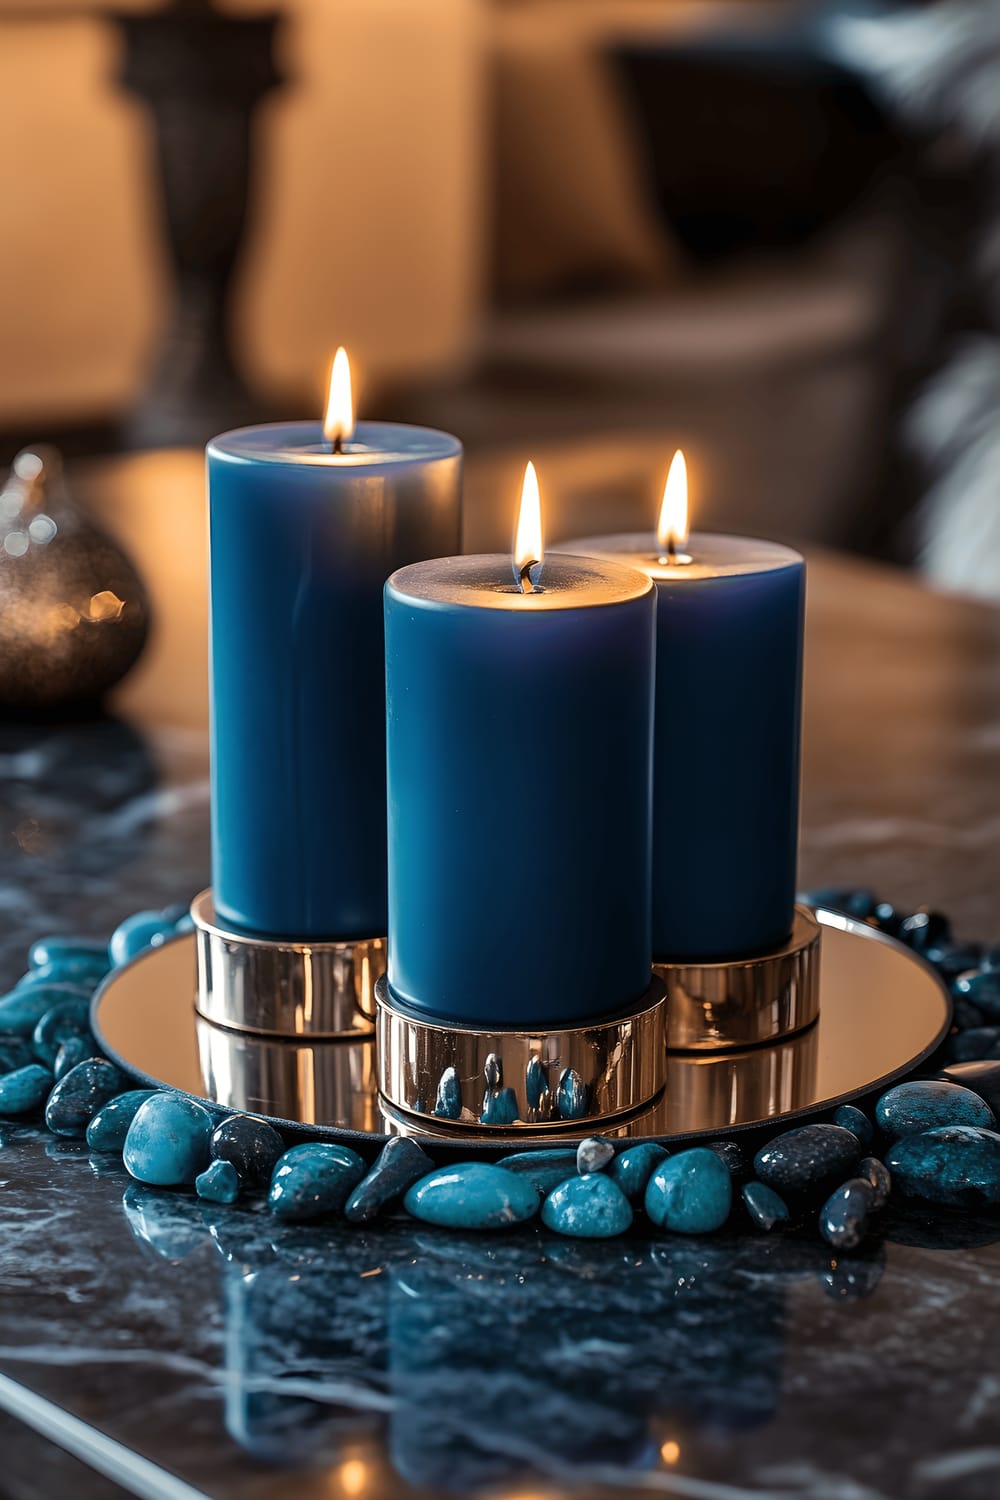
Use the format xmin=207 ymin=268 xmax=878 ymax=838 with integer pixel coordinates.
xmin=518 ymin=559 xmax=538 ymax=595
xmin=331 ymin=434 xmax=344 ymax=456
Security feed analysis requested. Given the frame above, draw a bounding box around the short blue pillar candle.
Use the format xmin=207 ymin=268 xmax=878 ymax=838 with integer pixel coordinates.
xmin=384 ymin=552 xmax=657 ymax=1026
xmin=564 ymin=525 xmax=804 ymax=961
xmin=207 ymin=418 xmax=461 ymax=939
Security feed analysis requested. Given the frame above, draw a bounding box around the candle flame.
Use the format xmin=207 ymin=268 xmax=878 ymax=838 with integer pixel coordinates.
xmin=323 ymin=347 xmax=355 ymax=447
xmin=656 ymin=450 xmax=689 ymax=556
xmin=513 ymin=460 xmax=543 ymax=591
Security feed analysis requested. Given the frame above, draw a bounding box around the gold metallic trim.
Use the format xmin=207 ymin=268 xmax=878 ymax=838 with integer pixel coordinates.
xmin=656 ymin=905 xmax=822 ymax=1052
xmin=191 ymin=889 xmax=381 ymax=1039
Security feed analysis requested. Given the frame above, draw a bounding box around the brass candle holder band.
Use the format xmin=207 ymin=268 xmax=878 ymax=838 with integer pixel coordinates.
xmin=375 ymin=975 xmax=668 ymax=1132
xmin=655 ymin=905 xmax=822 ymax=1053
xmin=191 ymin=889 xmax=382 ymax=1039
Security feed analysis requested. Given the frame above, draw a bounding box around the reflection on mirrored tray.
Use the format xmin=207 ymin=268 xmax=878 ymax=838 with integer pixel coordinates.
xmin=94 ymin=911 xmax=950 ymax=1146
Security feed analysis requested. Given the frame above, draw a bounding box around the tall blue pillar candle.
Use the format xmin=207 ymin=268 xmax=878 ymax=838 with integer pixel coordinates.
xmin=384 ymin=555 xmax=657 ymax=1027
xmin=207 ymin=417 xmax=461 ymax=939
xmin=565 ymin=485 xmax=804 ymax=961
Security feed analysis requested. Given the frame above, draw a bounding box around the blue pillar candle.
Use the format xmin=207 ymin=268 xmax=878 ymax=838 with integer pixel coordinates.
xmin=383 ymin=466 xmax=657 ymax=1028
xmin=207 ymin=358 xmax=461 ymax=940
xmin=564 ymin=453 xmax=804 ymax=962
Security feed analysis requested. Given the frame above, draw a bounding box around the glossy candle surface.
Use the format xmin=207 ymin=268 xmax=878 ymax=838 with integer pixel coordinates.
xmin=208 ymin=421 xmax=462 ymax=940
xmin=384 ymin=554 xmax=657 ymax=1027
xmin=563 ymin=532 xmax=804 ymax=961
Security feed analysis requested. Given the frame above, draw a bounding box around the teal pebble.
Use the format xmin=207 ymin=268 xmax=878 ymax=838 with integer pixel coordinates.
xmin=268 ymin=1142 xmax=367 ymax=1221
xmin=541 ymin=1173 xmax=633 ymax=1238
xmin=345 ymin=1137 xmax=434 ymax=1223
xmin=742 ymin=1180 xmax=790 ymax=1230
xmin=109 ymin=912 xmax=174 ymax=967
xmin=819 ymin=1178 xmax=875 ymax=1250
xmin=28 ymin=937 xmax=110 ymax=974
xmin=86 ymin=1090 xmax=157 ymax=1152
xmin=54 ymin=1035 xmax=96 ymax=1081
xmin=833 ymin=1105 xmax=874 ymax=1149
xmin=859 ymin=1155 xmax=892 ymax=1210
xmin=0 ymin=1064 xmax=53 ymax=1116
xmin=555 ymin=1069 xmax=586 ymax=1120
xmin=0 ymin=1040 xmax=35 ymax=1075
xmin=434 ymin=1068 xmax=461 ymax=1120
xmin=498 ymin=1148 xmax=579 ymax=1196
xmin=196 ymin=1159 xmax=240 ymax=1205
xmin=404 ymin=1162 xmax=540 ymax=1230
xmin=608 ymin=1142 xmax=669 ymax=1203
xmin=27 ymin=955 xmax=108 ymax=988
xmin=123 ymin=1094 xmax=214 ymax=1184
xmin=0 ymin=983 xmax=90 ymax=1038
xmin=481 ymin=1088 xmax=518 ymax=1126
xmin=886 ymin=1125 xmax=1000 ymax=1207
xmin=954 ymin=969 xmax=1000 ymax=1022
xmin=645 ymin=1147 xmax=733 ymax=1234
xmin=33 ymin=999 xmax=92 ymax=1066
xmin=875 ymin=1080 xmax=995 ymax=1138
xmin=45 ymin=1059 xmax=125 ymax=1137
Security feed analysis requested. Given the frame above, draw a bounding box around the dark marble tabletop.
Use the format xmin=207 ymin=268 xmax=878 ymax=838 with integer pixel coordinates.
xmin=3 ymin=453 xmax=1000 ymax=1500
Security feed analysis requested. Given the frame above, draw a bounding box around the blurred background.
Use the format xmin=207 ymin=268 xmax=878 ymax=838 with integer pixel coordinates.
xmin=2 ymin=0 xmax=999 ymax=616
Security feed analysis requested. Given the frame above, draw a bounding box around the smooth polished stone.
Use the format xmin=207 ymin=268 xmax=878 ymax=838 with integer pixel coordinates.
xmin=946 ymin=1027 xmax=1000 ymax=1062
xmin=938 ymin=1060 xmax=1000 ymax=1116
xmin=86 ymin=1090 xmax=157 ymax=1152
xmin=123 ymin=1094 xmax=214 ymax=1185
xmin=53 ymin=1035 xmax=97 ymax=1081
xmin=0 ymin=1064 xmax=52 ymax=1116
xmin=859 ymin=1156 xmax=892 ymax=1211
xmin=820 ymin=1178 xmax=875 ymax=1250
xmin=576 ymin=1136 xmax=615 ymax=1174
xmin=742 ymin=1180 xmax=790 ymax=1231
xmin=403 ymin=1163 xmax=540 ymax=1230
xmin=541 ymin=1173 xmax=633 ymax=1238
xmin=953 ymin=997 xmax=986 ymax=1030
xmin=45 ymin=1059 xmax=125 ymax=1138
xmin=497 ymin=1148 xmax=580 ymax=1197
xmin=954 ymin=969 xmax=1000 ymax=1021
xmin=754 ymin=1124 xmax=862 ymax=1199
xmin=0 ymin=1040 xmax=35 ymax=1074
xmin=109 ymin=911 xmax=174 ymax=967
xmin=480 ymin=1088 xmax=518 ymax=1126
xmin=876 ymin=1080 xmax=995 ymax=1138
xmin=210 ymin=1114 xmax=285 ymax=1187
xmin=555 ymin=1069 xmax=587 ymax=1121
xmin=886 ymin=1125 xmax=1000 ymax=1207
xmin=899 ymin=910 xmax=951 ymax=952
xmin=645 ymin=1148 xmax=732 ymax=1234
xmin=608 ymin=1142 xmax=669 ymax=1203
xmin=433 ymin=1068 xmax=461 ymax=1121
xmin=32 ymin=999 xmax=92 ymax=1067
xmin=801 ymin=887 xmax=876 ymax=919
xmin=925 ymin=944 xmax=984 ymax=979
xmin=0 ymin=982 xmax=90 ymax=1038
xmin=705 ymin=1139 xmax=748 ymax=1178
xmin=196 ymin=1159 xmax=239 ymax=1205
xmin=28 ymin=954 xmax=108 ymax=988
xmin=28 ymin=936 xmax=110 ymax=974
xmin=268 ymin=1143 xmax=367 ymax=1221
xmin=345 ymin=1138 xmax=434 ymax=1224
xmin=834 ymin=1104 xmax=874 ymax=1149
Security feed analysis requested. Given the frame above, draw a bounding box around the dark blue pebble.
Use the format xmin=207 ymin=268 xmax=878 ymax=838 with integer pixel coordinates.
xmin=645 ymin=1148 xmax=732 ymax=1234
xmin=742 ymin=1180 xmax=790 ymax=1231
xmin=938 ymin=1060 xmax=1000 ymax=1116
xmin=833 ymin=1105 xmax=874 ymax=1149
xmin=954 ymin=970 xmax=1000 ymax=1022
xmin=947 ymin=1027 xmax=1000 ymax=1062
xmin=345 ymin=1137 xmax=436 ymax=1223
xmin=109 ymin=911 xmax=174 ymax=967
xmin=754 ymin=1124 xmax=862 ymax=1199
xmin=404 ymin=1162 xmax=540 ymax=1230
xmin=45 ymin=1059 xmax=125 ymax=1137
xmin=28 ymin=936 xmax=110 ymax=975
xmin=480 ymin=1087 xmax=518 ymax=1126
xmin=608 ymin=1142 xmax=669 ymax=1203
xmin=859 ymin=1155 xmax=892 ymax=1210
xmin=925 ymin=944 xmax=984 ymax=979
xmin=269 ymin=1142 xmax=367 ymax=1221
xmin=196 ymin=1159 xmax=240 ymax=1205
xmin=802 ymin=887 xmax=877 ymax=919
xmin=210 ymin=1114 xmax=285 ymax=1187
xmin=886 ymin=1125 xmax=1000 ymax=1206
xmin=433 ymin=1068 xmax=461 ymax=1120
xmin=872 ymin=901 xmax=902 ymax=935
xmin=0 ymin=983 xmax=90 ymax=1038
xmin=87 ymin=1090 xmax=157 ymax=1152
xmin=555 ymin=1068 xmax=587 ymax=1120
xmin=53 ymin=1035 xmax=97 ymax=1081
xmin=32 ymin=999 xmax=93 ymax=1067
xmin=876 ymin=1080 xmax=995 ymax=1138
xmin=0 ymin=1040 xmax=35 ymax=1074
xmin=123 ymin=1094 xmax=215 ymax=1185
xmin=953 ymin=997 xmax=986 ymax=1030
xmin=541 ymin=1173 xmax=633 ymax=1238
xmin=497 ymin=1148 xmax=580 ymax=1197
xmin=819 ymin=1179 xmax=876 ymax=1250
xmin=899 ymin=910 xmax=951 ymax=952
xmin=0 ymin=1064 xmax=53 ymax=1116
xmin=705 ymin=1139 xmax=748 ymax=1178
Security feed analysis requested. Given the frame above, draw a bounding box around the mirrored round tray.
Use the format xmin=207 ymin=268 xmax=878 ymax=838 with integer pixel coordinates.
xmin=92 ymin=908 xmax=951 ymax=1151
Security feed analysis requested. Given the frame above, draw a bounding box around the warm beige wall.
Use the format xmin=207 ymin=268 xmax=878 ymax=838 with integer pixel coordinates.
xmin=0 ymin=0 xmax=485 ymax=425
